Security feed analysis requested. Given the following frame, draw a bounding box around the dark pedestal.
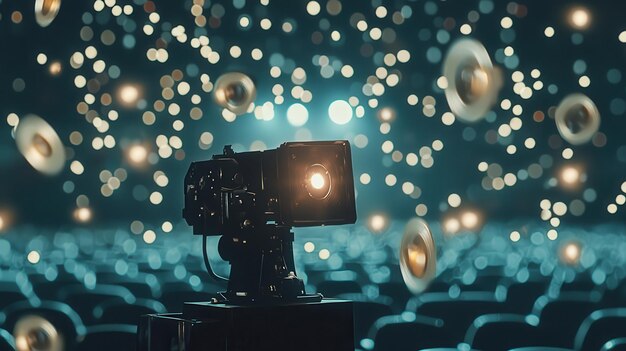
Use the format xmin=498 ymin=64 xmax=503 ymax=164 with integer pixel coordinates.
xmin=137 ymin=299 xmax=354 ymax=351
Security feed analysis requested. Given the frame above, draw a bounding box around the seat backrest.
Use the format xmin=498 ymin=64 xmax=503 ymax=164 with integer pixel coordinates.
xmin=538 ymin=295 xmax=598 ymax=348
xmin=79 ymin=324 xmax=137 ymax=351
xmin=94 ymin=298 xmax=167 ymax=324
xmin=466 ymin=313 xmax=545 ymax=350
xmin=418 ymin=299 xmax=511 ymax=342
xmin=353 ymin=301 xmax=393 ymax=347
xmin=373 ymin=320 xmax=446 ymax=351
xmin=575 ymin=308 xmax=626 ymax=350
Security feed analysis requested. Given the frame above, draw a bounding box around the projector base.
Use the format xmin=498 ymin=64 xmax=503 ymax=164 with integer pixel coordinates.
xmin=137 ymin=299 xmax=354 ymax=351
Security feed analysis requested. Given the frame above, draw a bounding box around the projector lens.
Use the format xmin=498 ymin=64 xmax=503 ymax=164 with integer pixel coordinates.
xmin=305 ymin=164 xmax=331 ymax=199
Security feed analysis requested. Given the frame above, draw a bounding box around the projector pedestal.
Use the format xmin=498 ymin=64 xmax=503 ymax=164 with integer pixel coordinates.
xmin=137 ymin=299 xmax=354 ymax=351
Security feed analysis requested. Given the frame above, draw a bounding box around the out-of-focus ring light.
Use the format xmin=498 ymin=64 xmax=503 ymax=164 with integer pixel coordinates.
xmin=304 ymin=164 xmax=332 ymax=200
xmin=13 ymin=315 xmax=63 ymax=351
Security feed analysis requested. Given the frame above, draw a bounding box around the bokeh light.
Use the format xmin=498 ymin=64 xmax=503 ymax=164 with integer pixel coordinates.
xmin=328 ymin=100 xmax=353 ymax=125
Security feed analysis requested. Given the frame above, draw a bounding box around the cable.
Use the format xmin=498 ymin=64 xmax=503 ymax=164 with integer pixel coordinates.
xmin=203 ymin=235 xmax=229 ymax=283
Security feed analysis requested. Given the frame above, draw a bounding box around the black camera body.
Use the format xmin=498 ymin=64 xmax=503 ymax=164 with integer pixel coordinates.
xmin=183 ymin=140 xmax=357 ymax=236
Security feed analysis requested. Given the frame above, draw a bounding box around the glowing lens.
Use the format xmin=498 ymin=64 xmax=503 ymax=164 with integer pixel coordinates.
xmin=304 ymin=164 xmax=331 ymax=199
xmin=310 ymin=173 xmax=325 ymax=189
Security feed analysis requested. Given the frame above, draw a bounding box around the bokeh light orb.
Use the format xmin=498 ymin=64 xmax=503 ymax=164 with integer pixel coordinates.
xmin=118 ymin=84 xmax=140 ymax=106
xmin=555 ymin=93 xmax=600 ymax=145
xmin=73 ymin=207 xmax=92 ymax=223
xmin=328 ymin=100 xmax=353 ymax=125
xmin=367 ymin=213 xmax=389 ymax=234
xmin=569 ymin=7 xmax=591 ymax=29
xmin=286 ymin=103 xmax=309 ymax=127
xmin=460 ymin=210 xmax=481 ymax=231
xmin=560 ymin=241 xmax=582 ymax=265
xmin=128 ymin=145 xmax=148 ymax=165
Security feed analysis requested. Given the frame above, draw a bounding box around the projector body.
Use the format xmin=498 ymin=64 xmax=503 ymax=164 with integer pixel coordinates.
xmin=182 ymin=141 xmax=356 ymax=302
xmin=137 ymin=300 xmax=354 ymax=351
xmin=137 ymin=141 xmax=358 ymax=350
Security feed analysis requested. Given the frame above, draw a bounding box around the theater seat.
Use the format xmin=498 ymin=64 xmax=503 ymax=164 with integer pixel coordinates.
xmin=93 ymin=298 xmax=166 ymax=324
xmin=465 ymin=313 xmax=545 ymax=351
xmin=417 ymin=293 xmax=512 ymax=345
xmin=534 ymin=292 xmax=600 ymax=348
xmin=0 ymin=280 xmax=30 ymax=307
xmin=372 ymin=316 xmax=446 ymax=351
xmin=57 ymin=284 xmax=135 ymax=324
xmin=574 ymin=308 xmax=626 ymax=350
xmin=353 ymin=301 xmax=393 ymax=349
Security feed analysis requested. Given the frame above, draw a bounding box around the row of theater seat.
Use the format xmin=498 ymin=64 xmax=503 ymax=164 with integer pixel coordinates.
xmin=0 ymin=221 xmax=625 ymax=350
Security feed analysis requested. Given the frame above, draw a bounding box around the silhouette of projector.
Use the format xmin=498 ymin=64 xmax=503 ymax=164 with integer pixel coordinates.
xmin=138 ymin=141 xmax=357 ymax=351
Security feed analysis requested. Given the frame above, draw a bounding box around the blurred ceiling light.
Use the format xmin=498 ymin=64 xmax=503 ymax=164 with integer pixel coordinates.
xmin=367 ymin=213 xmax=389 ymax=234
xmin=560 ymin=241 xmax=582 ymax=265
xmin=443 ymin=217 xmax=461 ymax=234
xmin=73 ymin=207 xmax=92 ymax=223
xmin=0 ymin=215 xmax=4 ymax=232
xmin=460 ymin=210 xmax=481 ymax=231
xmin=34 ymin=0 xmax=62 ymax=27
xmin=559 ymin=165 xmax=583 ymax=188
xmin=328 ymin=100 xmax=353 ymax=125
xmin=49 ymin=61 xmax=62 ymax=76
xmin=377 ymin=107 xmax=396 ymax=123
xmin=15 ymin=115 xmax=66 ymax=176
xmin=128 ymin=145 xmax=148 ymax=165
xmin=569 ymin=7 xmax=591 ymax=29
xmin=118 ymin=84 xmax=141 ymax=106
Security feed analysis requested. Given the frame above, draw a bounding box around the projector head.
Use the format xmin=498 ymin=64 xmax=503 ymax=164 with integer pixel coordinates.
xmin=183 ymin=140 xmax=357 ymax=236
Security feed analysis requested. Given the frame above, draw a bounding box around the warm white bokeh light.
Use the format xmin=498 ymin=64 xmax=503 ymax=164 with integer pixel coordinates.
xmin=560 ymin=166 xmax=581 ymax=186
xmin=460 ymin=210 xmax=480 ymax=230
xmin=569 ymin=7 xmax=590 ymax=29
xmin=27 ymin=250 xmax=41 ymax=264
xmin=328 ymin=100 xmax=353 ymax=125
xmin=561 ymin=241 xmax=582 ymax=265
xmin=128 ymin=145 xmax=148 ymax=164
xmin=443 ymin=217 xmax=461 ymax=234
xmin=74 ymin=207 xmax=92 ymax=223
xmin=119 ymin=84 xmax=140 ymax=105
xmin=368 ymin=213 xmax=388 ymax=233
xmin=287 ymin=103 xmax=309 ymax=127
